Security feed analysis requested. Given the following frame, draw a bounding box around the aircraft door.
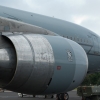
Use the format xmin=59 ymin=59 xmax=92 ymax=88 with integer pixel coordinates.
xmin=89 ymin=35 xmax=99 ymax=55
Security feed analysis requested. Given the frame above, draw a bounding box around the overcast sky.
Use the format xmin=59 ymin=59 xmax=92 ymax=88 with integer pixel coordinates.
xmin=0 ymin=0 xmax=100 ymax=36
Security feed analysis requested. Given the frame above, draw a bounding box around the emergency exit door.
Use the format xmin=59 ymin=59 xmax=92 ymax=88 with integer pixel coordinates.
xmin=89 ymin=35 xmax=99 ymax=55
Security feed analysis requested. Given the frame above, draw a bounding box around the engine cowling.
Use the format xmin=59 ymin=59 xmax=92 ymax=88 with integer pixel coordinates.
xmin=0 ymin=33 xmax=88 ymax=94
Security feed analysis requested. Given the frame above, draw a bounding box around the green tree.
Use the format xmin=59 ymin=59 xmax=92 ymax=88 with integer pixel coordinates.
xmin=81 ymin=72 xmax=100 ymax=86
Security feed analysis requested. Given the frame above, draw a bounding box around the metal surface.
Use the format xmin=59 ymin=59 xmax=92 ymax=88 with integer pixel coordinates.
xmin=0 ymin=6 xmax=99 ymax=95
xmin=0 ymin=35 xmax=17 ymax=87
xmin=2 ymin=34 xmax=54 ymax=94
xmin=0 ymin=5 xmax=99 ymax=73
xmin=66 ymin=39 xmax=88 ymax=91
xmin=43 ymin=36 xmax=88 ymax=94
xmin=0 ymin=16 xmax=57 ymax=36
xmin=4 ymin=35 xmax=34 ymax=91
xmin=9 ymin=34 xmax=55 ymax=94
xmin=15 ymin=34 xmax=54 ymax=94
xmin=0 ymin=48 xmax=16 ymax=87
xmin=0 ymin=34 xmax=88 ymax=94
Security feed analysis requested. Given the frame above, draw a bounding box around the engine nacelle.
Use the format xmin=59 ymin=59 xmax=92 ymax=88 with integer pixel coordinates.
xmin=0 ymin=34 xmax=88 ymax=94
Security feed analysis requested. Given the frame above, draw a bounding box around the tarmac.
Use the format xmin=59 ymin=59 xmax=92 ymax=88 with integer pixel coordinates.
xmin=0 ymin=90 xmax=81 ymax=100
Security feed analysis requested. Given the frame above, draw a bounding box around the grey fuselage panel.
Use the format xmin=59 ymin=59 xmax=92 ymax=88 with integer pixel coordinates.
xmin=0 ymin=6 xmax=100 ymax=73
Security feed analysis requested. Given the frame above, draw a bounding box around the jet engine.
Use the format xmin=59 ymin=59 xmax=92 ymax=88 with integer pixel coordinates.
xmin=0 ymin=33 xmax=88 ymax=94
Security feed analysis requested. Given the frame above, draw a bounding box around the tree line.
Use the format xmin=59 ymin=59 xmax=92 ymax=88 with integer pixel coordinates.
xmin=81 ymin=72 xmax=100 ymax=86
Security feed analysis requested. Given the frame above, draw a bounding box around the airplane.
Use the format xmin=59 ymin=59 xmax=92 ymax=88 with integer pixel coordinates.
xmin=0 ymin=5 xmax=99 ymax=97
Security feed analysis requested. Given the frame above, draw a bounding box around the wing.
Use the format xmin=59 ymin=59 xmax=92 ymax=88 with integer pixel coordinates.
xmin=0 ymin=16 xmax=56 ymax=35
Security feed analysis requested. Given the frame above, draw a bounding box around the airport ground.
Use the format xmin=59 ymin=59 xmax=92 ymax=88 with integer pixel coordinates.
xmin=0 ymin=90 xmax=81 ymax=100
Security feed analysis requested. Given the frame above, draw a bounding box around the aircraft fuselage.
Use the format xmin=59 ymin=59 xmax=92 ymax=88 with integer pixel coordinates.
xmin=0 ymin=6 xmax=100 ymax=73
